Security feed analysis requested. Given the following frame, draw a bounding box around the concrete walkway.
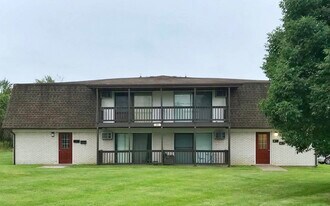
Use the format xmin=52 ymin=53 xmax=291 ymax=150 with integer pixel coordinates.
xmin=40 ymin=165 xmax=67 ymax=169
xmin=256 ymin=165 xmax=287 ymax=171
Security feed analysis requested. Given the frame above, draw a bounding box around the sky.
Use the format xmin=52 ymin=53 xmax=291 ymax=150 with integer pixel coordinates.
xmin=0 ymin=0 xmax=282 ymax=83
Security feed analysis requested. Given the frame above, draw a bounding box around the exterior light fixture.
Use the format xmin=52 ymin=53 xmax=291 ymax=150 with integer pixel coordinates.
xmin=274 ymin=132 xmax=279 ymax=137
xmin=51 ymin=132 xmax=55 ymax=137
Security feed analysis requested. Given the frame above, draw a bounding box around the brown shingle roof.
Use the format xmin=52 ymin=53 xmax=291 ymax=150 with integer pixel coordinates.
xmin=2 ymin=76 xmax=270 ymax=129
xmin=67 ymin=75 xmax=269 ymax=88
xmin=230 ymin=83 xmax=270 ymax=128
xmin=2 ymin=84 xmax=96 ymax=129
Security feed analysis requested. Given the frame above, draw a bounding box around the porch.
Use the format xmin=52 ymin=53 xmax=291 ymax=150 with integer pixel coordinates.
xmin=97 ymin=150 xmax=229 ymax=165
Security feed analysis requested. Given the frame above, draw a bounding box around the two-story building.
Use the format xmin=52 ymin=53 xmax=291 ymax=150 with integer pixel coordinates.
xmin=3 ymin=76 xmax=316 ymax=166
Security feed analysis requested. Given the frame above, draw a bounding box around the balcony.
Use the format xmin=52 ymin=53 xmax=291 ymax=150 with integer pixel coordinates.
xmin=97 ymin=150 xmax=229 ymax=165
xmin=99 ymin=106 xmax=227 ymax=127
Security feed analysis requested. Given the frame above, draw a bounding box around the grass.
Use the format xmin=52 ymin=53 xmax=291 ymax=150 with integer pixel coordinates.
xmin=0 ymin=151 xmax=329 ymax=206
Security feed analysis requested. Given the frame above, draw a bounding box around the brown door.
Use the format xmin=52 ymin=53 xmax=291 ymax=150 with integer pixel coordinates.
xmin=59 ymin=133 xmax=72 ymax=164
xmin=256 ymin=132 xmax=270 ymax=164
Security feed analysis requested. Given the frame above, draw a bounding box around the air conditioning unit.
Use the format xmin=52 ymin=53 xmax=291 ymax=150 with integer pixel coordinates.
xmin=101 ymin=91 xmax=112 ymax=98
xmin=102 ymin=132 xmax=113 ymax=140
xmin=214 ymin=131 xmax=226 ymax=140
xmin=215 ymin=89 xmax=227 ymax=97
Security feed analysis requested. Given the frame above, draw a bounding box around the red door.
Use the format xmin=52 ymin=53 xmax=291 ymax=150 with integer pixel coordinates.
xmin=59 ymin=133 xmax=72 ymax=164
xmin=256 ymin=132 xmax=270 ymax=164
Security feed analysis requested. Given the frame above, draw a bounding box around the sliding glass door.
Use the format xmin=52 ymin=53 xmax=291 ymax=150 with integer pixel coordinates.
xmin=115 ymin=133 xmax=130 ymax=163
xmin=132 ymin=133 xmax=152 ymax=163
xmin=174 ymin=93 xmax=193 ymax=121
xmin=195 ymin=92 xmax=212 ymax=122
xmin=134 ymin=93 xmax=152 ymax=122
xmin=195 ymin=133 xmax=212 ymax=163
xmin=175 ymin=133 xmax=193 ymax=164
xmin=115 ymin=93 xmax=129 ymax=122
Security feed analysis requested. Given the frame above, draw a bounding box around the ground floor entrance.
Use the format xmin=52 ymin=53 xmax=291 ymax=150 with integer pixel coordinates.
xmin=59 ymin=133 xmax=72 ymax=164
xmin=256 ymin=132 xmax=270 ymax=164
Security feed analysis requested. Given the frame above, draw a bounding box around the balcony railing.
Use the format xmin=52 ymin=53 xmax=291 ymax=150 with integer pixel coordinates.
xmin=97 ymin=150 xmax=229 ymax=165
xmin=100 ymin=106 xmax=227 ymax=123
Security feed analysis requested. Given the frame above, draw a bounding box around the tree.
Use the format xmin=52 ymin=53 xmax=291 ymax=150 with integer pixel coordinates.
xmin=0 ymin=79 xmax=12 ymax=123
xmin=35 ymin=75 xmax=56 ymax=83
xmin=0 ymin=79 xmax=13 ymax=148
xmin=261 ymin=0 xmax=330 ymax=155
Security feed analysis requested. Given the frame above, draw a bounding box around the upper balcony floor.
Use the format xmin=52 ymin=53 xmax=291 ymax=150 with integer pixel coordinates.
xmin=97 ymin=88 xmax=230 ymax=128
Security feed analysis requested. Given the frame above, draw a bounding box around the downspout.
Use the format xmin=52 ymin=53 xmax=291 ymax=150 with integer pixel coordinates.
xmin=10 ymin=130 xmax=16 ymax=165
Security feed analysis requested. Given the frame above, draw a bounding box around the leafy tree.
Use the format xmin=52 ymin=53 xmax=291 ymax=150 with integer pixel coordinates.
xmin=261 ymin=0 xmax=330 ymax=155
xmin=0 ymin=79 xmax=13 ymax=148
xmin=0 ymin=79 xmax=11 ymax=123
xmin=35 ymin=75 xmax=56 ymax=83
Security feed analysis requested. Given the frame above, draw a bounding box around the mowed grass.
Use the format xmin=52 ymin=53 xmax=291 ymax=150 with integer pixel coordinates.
xmin=0 ymin=151 xmax=329 ymax=206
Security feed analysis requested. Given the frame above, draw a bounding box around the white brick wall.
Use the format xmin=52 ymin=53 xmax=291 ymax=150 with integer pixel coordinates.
xmin=231 ymin=131 xmax=256 ymax=165
xmin=72 ymin=131 xmax=97 ymax=164
xmin=14 ymin=129 xmax=97 ymax=164
xmin=14 ymin=130 xmax=58 ymax=164
xmin=270 ymin=133 xmax=315 ymax=166
xmin=230 ymin=129 xmax=316 ymax=166
xmin=13 ymin=128 xmax=315 ymax=166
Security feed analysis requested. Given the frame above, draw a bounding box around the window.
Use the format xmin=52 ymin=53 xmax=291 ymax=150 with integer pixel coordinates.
xmin=258 ymin=134 xmax=268 ymax=149
xmin=61 ymin=134 xmax=70 ymax=149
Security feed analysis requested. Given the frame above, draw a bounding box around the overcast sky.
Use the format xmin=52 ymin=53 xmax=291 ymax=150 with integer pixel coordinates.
xmin=0 ymin=0 xmax=282 ymax=83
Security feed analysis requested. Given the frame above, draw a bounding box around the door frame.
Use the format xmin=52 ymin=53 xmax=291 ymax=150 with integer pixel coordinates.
xmin=58 ymin=132 xmax=73 ymax=164
xmin=256 ymin=132 xmax=270 ymax=164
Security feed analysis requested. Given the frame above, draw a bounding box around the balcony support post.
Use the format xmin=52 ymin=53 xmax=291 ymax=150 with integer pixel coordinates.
xmin=160 ymin=88 xmax=163 ymax=123
xmin=96 ymin=88 xmax=99 ymax=124
xmin=227 ymin=87 xmax=231 ymax=167
xmin=193 ymin=88 xmax=196 ymax=123
xmin=96 ymin=127 xmax=100 ymax=165
xmin=96 ymin=88 xmax=101 ymax=165
xmin=193 ymin=128 xmax=196 ymax=166
xmin=128 ymin=88 xmax=131 ymax=124
xmin=161 ymin=128 xmax=164 ymax=164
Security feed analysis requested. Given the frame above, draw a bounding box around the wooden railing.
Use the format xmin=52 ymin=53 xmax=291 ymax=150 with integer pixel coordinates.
xmin=97 ymin=150 xmax=228 ymax=165
xmin=100 ymin=106 xmax=227 ymax=123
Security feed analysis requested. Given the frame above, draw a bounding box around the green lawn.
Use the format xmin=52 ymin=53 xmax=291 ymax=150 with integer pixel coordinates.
xmin=0 ymin=151 xmax=329 ymax=206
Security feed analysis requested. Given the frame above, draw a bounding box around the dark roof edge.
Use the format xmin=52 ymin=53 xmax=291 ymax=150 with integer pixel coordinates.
xmin=231 ymin=126 xmax=273 ymax=129
xmin=12 ymin=81 xmax=269 ymax=88
xmin=8 ymin=127 xmax=97 ymax=130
